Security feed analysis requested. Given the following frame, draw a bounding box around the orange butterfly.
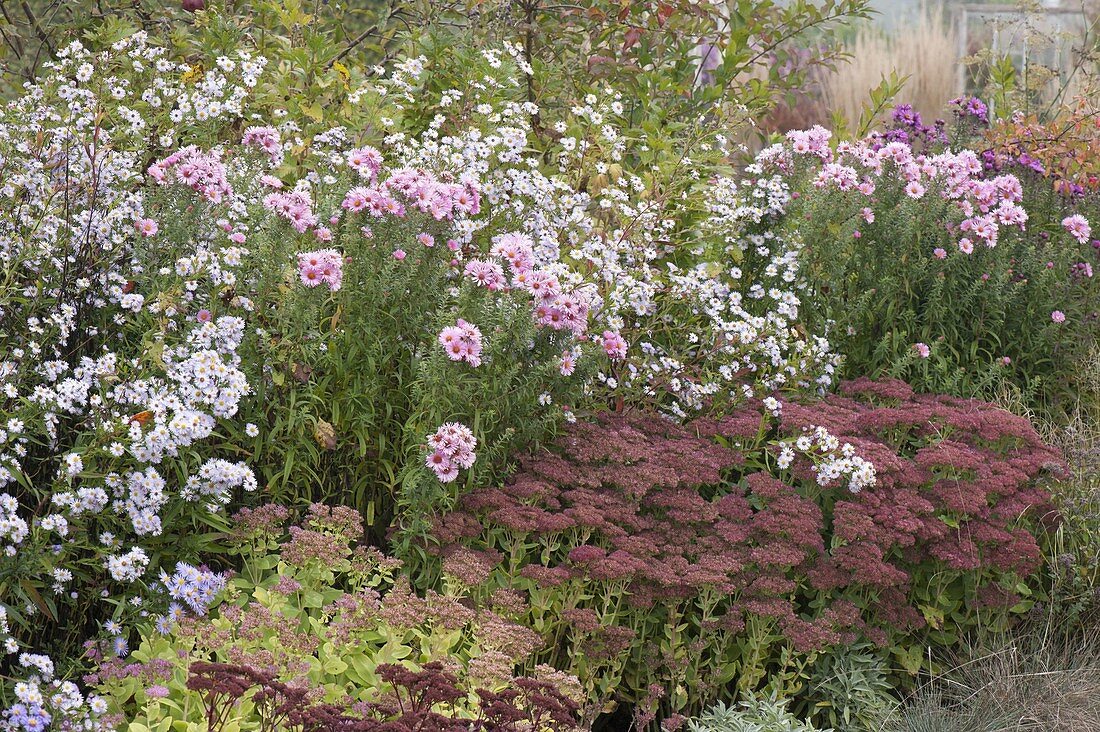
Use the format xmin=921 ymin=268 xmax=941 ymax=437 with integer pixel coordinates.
xmin=128 ymin=410 xmax=153 ymax=426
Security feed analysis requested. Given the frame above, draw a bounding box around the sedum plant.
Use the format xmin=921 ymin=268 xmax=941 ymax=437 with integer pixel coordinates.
xmin=434 ymin=378 xmax=1060 ymax=717
xmin=91 ymin=503 xmax=583 ymax=731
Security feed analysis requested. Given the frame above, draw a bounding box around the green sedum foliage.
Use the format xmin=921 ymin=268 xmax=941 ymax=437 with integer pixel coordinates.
xmin=93 ymin=503 xmax=583 ymax=730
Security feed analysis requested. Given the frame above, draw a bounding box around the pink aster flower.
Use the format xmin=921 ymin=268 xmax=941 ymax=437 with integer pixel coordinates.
xmin=560 ymin=350 xmax=576 ymax=376
xmin=426 ymin=450 xmax=450 ymax=471
xmin=435 ymin=461 xmax=460 ymax=483
xmin=300 ymin=265 xmax=324 ymax=287
xmin=1063 ymin=214 xmax=1092 ymax=244
xmin=1051 ymin=310 xmax=1066 ymax=323
xmin=417 ymin=233 xmax=435 ymax=248
xmin=393 ymin=249 xmax=406 ymax=260
xmin=135 ymin=218 xmax=159 ymax=237
xmin=464 ymin=260 xmax=507 ymax=291
xmin=296 ymin=249 xmax=343 ymax=291
xmin=491 ymin=232 xmax=535 ymax=273
xmin=601 ymin=330 xmax=628 ymax=360
xmin=438 ymin=320 xmax=483 ymax=367
xmin=425 ymin=422 xmax=476 ymax=483
xmin=933 ymin=248 xmax=947 ymax=259
xmin=913 ymin=342 xmax=931 ymax=358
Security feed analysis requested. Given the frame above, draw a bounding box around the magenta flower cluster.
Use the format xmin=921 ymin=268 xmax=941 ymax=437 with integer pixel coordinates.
xmin=264 ymin=190 xmax=321 ymax=234
xmin=1062 ymin=214 xmax=1092 ymax=244
xmin=438 ymin=319 xmax=484 ymax=367
xmin=770 ymin=126 xmax=1032 ymax=254
xmin=425 ymin=422 xmax=478 ymax=483
xmin=341 ymin=168 xmax=480 ymax=222
xmin=599 ymin=330 xmax=628 ymax=360
xmin=147 ymin=147 xmax=233 ymax=204
xmin=241 ymin=125 xmax=283 ymax=164
xmin=295 ymin=249 xmax=344 ymax=291
xmin=472 ymin=233 xmax=591 ymax=336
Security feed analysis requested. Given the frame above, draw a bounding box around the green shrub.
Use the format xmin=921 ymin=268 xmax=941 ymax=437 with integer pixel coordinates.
xmin=92 ymin=503 xmax=584 ymax=729
xmin=688 ymin=694 xmax=829 ymax=732
xmin=802 ymin=643 xmax=897 ymax=731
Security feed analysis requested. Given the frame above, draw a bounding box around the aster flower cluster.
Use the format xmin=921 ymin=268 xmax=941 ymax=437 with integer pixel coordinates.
xmin=103 ymin=547 xmax=150 ymax=583
xmin=397 ymin=88 xmax=837 ymax=416
xmin=340 ymin=167 xmax=480 ymax=223
xmin=425 ymin=423 xmax=478 ymax=483
xmin=880 ymin=103 xmax=947 ymax=149
xmin=158 ymin=562 xmax=227 ymax=622
xmin=0 ymin=32 xmax=271 ymax=708
xmin=764 ymin=125 xmax=1030 ymax=253
xmin=788 ymin=426 xmax=877 ymax=493
xmin=1 ymin=606 xmax=17 ymax=654
xmin=147 ymin=146 xmax=233 ymax=203
xmin=1063 ymin=214 xmax=1092 ymax=244
xmin=1 ymin=676 xmax=111 ymax=732
xmin=296 ymin=249 xmax=345 ymax=291
xmin=0 ymin=493 xmax=28 ymax=554
xmin=950 ymin=95 xmax=990 ymax=125
xmin=241 ymin=125 xmax=283 ymax=164
xmin=486 ymin=233 xmax=591 ymax=336
xmin=438 ymin=320 xmax=484 ymax=366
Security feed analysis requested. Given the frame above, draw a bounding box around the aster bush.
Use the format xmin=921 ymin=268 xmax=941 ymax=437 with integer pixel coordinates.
xmin=434 ymin=379 xmax=1060 ymax=719
xmin=0 ymin=32 xmax=278 ymax=675
xmin=0 ymin=32 xmax=592 ymax=689
xmin=769 ymin=108 xmax=1099 ymax=417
